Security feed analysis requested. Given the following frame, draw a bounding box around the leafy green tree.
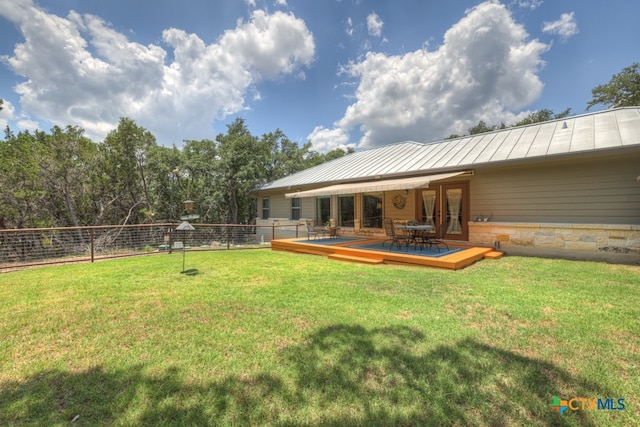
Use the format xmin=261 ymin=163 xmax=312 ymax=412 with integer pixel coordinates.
xmin=297 ymin=146 xmax=353 ymax=169
xmin=587 ymin=63 xmax=640 ymax=110
xmin=323 ymin=146 xmax=354 ymax=162
xmin=144 ymin=144 xmax=184 ymax=222
xmin=99 ymin=118 xmax=158 ymax=225
xmin=181 ymin=139 xmax=220 ymax=223
xmin=261 ymin=129 xmax=315 ymax=183
xmin=514 ymin=108 xmax=571 ymax=126
xmin=0 ymin=129 xmax=47 ymax=228
xmin=467 ymin=121 xmax=505 ymax=135
xmin=37 ymin=125 xmax=98 ymax=227
xmin=215 ymin=118 xmax=266 ymax=224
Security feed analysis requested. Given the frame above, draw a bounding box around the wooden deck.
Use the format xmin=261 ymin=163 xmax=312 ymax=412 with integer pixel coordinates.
xmin=271 ymin=237 xmax=502 ymax=270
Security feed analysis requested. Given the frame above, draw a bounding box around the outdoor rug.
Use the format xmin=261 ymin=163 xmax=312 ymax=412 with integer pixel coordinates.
xmin=352 ymin=241 xmax=463 ymax=258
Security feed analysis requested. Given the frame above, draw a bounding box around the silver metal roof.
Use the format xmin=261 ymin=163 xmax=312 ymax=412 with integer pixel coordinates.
xmin=258 ymin=107 xmax=640 ymax=192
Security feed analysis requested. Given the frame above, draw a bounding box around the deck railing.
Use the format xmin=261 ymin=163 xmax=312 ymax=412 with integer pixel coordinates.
xmin=0 ymin=223 xmax=302 ymax=271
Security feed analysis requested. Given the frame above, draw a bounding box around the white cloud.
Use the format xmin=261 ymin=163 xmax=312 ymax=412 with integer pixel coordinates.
xmin=515 ymin=0 xmax=543 ymax=10
xmin=542 ymin=12 xmax=578 ymax=41
xmin=307 ymin=125 xmax=354 ymax=153
xmin=0 ymin=0 xmax=315 ymax=143
xmin=17 ymin=118 xmax=40 ymax=133
xmin=346 ymin=17 xmax=354 ymax=36
xmin=329 ymin=1 xmax=548 ymax=149
xmin=366 ymin=12 xmax=383 ymax=38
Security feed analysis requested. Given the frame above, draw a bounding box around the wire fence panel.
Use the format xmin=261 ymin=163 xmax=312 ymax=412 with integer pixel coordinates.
xmin=0 ymin=228 xmax=93 ymax=266
xmin=0 ymin=223 xmax=302 ymax=271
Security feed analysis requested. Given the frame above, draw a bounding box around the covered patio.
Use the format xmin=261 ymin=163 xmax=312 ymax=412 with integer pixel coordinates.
xmin=271 ymin=237 xmax=502 ymax=270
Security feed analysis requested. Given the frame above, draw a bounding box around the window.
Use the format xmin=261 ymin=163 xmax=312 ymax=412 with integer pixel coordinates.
xmin=316 ymin=196 xmax=330 ymax=225
xmin=338 ymin=195 xmax=354 ymax=227
xmin=261 ymin=197 xmax=270 ymax=220
xmin=445 ymin=188 xmax=463 ymax=234
xmin=362 ymin=193 xmax=383 ymax=228
xmin=421 ymin=190 xmax=436 ymax=226
xmin=291 ymin=198 xmax=301 ymax=220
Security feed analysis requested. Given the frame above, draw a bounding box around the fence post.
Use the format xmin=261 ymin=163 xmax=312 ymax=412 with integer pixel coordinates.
xmin=227 ymin=226 xmax=231 ymax=250
xmin=169 ymin=226 xmax=173 ymax=254
xmin=272 ymin=224 xmax=275 ymax=241
xmin=296 ymin=223 xmax=299 ymax=239
xmin=90 ymin=228 xmax=95 ymax=263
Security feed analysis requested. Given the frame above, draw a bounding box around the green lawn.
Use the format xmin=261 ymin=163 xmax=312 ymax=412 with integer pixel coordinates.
xmin=0 ymin=250 xmax=638 ymax=426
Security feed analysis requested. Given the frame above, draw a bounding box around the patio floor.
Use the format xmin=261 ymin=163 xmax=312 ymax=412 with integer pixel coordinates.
xmin=271 ymin=237 xmax=502 ymax=270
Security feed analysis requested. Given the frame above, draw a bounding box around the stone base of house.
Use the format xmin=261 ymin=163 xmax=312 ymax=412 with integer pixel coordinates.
xmin=469 ymin=222 xmax=640 ymax=265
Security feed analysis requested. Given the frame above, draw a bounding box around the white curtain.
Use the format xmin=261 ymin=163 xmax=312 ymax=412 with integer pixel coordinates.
xmin=421 ymin=190 xmax=436 ymax=227
xmin=446 ymin=189 xmax=462 ymax=234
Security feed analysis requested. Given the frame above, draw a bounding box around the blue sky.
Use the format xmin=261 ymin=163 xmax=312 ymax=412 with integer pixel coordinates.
xmin=1 ymin=0 xmax=638 ymax=152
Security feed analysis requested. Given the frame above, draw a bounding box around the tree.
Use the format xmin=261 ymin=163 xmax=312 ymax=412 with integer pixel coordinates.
xmin=260 ymin=130 xmax=322 ymax=183
xmin=323 ymin=146 xmax=354 ymax=162
xmin=0 ymin=129 xmax=46 ymax=228
xmin=144 ymin=144 xmax=184 ymax=222
xmin=0 ymin=99 xmax=3 ymax=111
xmin=215 ymin=118 xmax=266 ymax=224
xmin=514 ymin=108 xmax=571 ymax=126
xmin=99 ymin=118 xmax=158 ymax=225
xmin=587 ymin=63 xmax=640 ymax=110
xmin=467 ymin=121 xmax=505 ymax=135
xmin=37 ymin=125 xmax=98 ymax=227
xmin=181 ymin=139 xmax=219 ymax=223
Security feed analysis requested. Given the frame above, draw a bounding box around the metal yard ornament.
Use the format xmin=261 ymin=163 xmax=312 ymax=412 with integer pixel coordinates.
xmin=176 ymin=220 xmax=195 ymax=273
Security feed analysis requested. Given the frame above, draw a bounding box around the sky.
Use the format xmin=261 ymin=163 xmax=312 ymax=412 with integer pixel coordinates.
xmin=1 ymin=0 xmax=638 ymax=153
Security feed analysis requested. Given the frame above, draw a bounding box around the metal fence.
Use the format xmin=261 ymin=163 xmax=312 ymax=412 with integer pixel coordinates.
xmin=0 ymin=223 xmax=303 ymax=271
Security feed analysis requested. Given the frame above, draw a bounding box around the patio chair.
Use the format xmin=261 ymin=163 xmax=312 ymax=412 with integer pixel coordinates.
xmin=382 ymin=218 xmax=409 ymax=249
xmin=305 ymin=221 xmax=326 ymax=240
xmin=422 ymin=223 xmax=449 ymax=253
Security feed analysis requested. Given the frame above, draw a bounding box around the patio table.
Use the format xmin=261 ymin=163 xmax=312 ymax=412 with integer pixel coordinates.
xmin=398 ymin=224 xmax=433 ymax=248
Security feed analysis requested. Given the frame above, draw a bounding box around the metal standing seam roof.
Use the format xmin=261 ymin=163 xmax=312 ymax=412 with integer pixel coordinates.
xmin=257 ymin=107 xmax=640 ymax=192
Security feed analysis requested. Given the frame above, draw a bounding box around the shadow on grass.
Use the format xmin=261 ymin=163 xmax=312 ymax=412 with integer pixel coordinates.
xmin=180 ymin=268 xmax=201 ymax=276
xmin=0 ymin=325 xmax=614 ymax=426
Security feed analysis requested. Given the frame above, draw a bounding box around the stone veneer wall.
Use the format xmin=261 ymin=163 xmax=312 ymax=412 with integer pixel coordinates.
xmin=469 ymin=222 xmax=640 ymax=255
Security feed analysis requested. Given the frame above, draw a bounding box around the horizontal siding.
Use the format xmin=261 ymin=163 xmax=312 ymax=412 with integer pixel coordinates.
xmin=264 ymin=195 xmax=315 ymax=220
xmin=471 ymin=154 xmax=640 ymax=224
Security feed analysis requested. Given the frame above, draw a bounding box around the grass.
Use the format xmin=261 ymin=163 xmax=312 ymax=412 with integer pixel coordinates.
xmin=0 ymin=250 xmax=638 ymax=426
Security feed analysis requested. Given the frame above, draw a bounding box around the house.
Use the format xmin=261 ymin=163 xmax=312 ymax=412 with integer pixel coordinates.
xmin=253 ymin=107 xmax=640 ymax=263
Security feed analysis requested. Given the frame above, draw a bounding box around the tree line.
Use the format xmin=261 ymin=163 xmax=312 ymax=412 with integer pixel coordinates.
xmin=0 ymin=117 xmax=351 ymax=229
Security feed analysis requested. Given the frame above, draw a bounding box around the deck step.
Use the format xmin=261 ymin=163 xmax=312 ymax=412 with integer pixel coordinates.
xmin=328 ymin=254 xmax=384 ymax=264
xmin=484 ymin=251 xmax=504 ymax=259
